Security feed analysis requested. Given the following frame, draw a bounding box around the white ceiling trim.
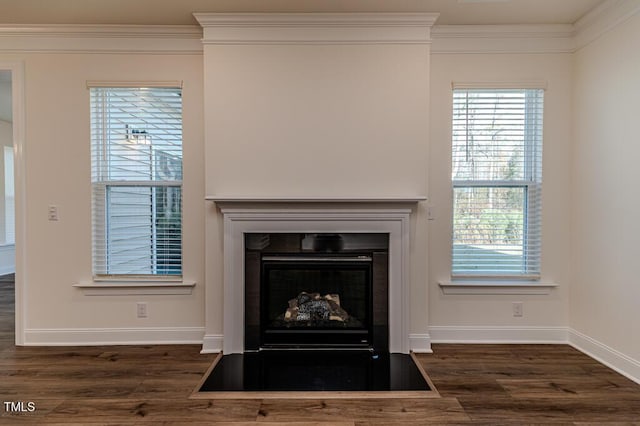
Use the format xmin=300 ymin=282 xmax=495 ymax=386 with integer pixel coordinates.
xmin=0 ymin=2 xmax=636 ymax=54
xmin=0 ymin=24 xmax=203 ymax=54
xmin=432 ymin=24 xmax=575 ymax=54
xmin=432 ymin=0 xmax=640 ymax=54
xmin=0 ymin=24 xmax=202 ymax=38
xmin=194 ymin=13 xmax=440 ymax=45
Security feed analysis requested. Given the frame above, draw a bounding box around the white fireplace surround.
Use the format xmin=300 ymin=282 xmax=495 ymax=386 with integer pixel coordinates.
xmin=208 ymin=197 xmax=425 ymax=354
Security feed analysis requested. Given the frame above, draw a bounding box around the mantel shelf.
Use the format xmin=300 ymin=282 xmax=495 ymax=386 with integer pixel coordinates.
xmin=205 ymin=196 xmax=427 ymax=204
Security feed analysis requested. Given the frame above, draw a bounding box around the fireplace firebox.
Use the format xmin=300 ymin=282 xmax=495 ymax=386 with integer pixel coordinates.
xmin=245 ymin=233 xmax=389 ymax=352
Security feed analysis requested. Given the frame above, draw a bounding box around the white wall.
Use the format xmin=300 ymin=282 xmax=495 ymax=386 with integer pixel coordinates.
xmin=572 ymin=13 xmax=640 ymax=364
xmin=204 ymin=44 xmax=430 ymax=197
xmin=18 ymin=53 xmax=205 ymax=343
xmin=429 ymin=52 xmax=573 ymax=339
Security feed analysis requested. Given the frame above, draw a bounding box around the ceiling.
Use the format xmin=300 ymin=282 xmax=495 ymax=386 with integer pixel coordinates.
xmin=0 ymin=0 xmax=606 ymax=26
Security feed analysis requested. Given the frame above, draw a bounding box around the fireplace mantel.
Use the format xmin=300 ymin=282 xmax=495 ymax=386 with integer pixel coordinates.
xmin=206 ymin=196 xmax=427 ymax=204
xmin=205 ymin=197 xmax=426 ymax=355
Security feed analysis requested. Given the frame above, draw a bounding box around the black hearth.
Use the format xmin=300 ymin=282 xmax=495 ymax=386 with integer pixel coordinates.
xmin=244 ymin=233 xmax=389 ymax=352
xmin=197 ymin=350 xmax=432 ymax=393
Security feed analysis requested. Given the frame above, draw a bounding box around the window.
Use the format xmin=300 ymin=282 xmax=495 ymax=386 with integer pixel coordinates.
xmin=90 ymin=87 xmax=182 ymax=277
xmin=451 ymin=88 xmax=543 ymax=278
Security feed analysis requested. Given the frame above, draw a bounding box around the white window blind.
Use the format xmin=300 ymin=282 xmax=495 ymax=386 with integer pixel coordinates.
xmin=451 ymin=88 xmax=543 ymax=278
xmin=90 ymin=87 xmax=182 ymax=277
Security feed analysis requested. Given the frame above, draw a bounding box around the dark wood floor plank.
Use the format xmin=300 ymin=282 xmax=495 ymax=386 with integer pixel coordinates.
xmin=458 ymin=395 xmax=640 ymax=423
xmin=255 ymin=398 xmax=470 ymax=423
xmin=498 ymin=377 xmax=640 ymax=399
xmin=39 ymin=398 xmax=263 ymax=424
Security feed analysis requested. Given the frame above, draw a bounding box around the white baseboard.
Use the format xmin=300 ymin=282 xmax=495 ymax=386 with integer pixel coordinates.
xmin=569 ymin=328 xmax=640 ymax=385
xmin=409 ymin=333 xmax=432 ymax=353
xmin=201 ymin=334 xmax=223 ymax=354
xmin=23 ymin=327 xmax=205 ymax=346
xmin=429 ymin=325 xmax=569 ymax=344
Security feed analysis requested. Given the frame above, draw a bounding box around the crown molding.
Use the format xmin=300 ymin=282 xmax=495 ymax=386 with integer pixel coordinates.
xmin=432 ymin=24 xmax=576 ymax=54
xmin=573 ymin=0 xmax=640 ymax=50
xmin=0 ymin=24 xmax=202 ymax=38
xmin=194 ymin=12 xmax=440 ymax=45
xmin=432 ymin=0 xmax=640 ymax=55
xmin=0 ymin=24 xmax=203 ymax=54
xmin=0 ymin=1 xmax=637 ymax=55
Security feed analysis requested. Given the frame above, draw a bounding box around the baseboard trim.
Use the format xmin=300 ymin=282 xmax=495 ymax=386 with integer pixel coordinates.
xmin=201 ymin=334 xmax=224 ymax=354
xmin=409 ymin=333 xmax=433 ymax=353
xmin=23 ymin=327 xmax=205 ymax=346
xmin=568 ymin=328 xmax=640 ymax=385
xmin=429 ymin=325 xmax=569 ymax=344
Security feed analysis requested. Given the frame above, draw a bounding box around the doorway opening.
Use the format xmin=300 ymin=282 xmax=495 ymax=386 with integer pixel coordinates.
xmin=0 ymin=67 xmax=17 ymax=347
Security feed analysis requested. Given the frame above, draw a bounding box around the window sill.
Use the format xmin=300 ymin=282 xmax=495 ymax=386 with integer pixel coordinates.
xmin=73 ymin=279 xmax=196 ymax=296
xmin=438 ymin=280 xmax=557 ymax=295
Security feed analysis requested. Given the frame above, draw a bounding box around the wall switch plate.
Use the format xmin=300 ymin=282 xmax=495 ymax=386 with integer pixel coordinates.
xmin=136 ymin=302 xmax=148 ymax=318
xmin=427 ymin=205 xmax=436 ymax=220
xmin=48 ymin=205 xmax=59 ymax=221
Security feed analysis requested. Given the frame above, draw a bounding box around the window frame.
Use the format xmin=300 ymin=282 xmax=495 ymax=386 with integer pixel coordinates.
xmin=89 ymin=84 xmax=183 ymax=279
xmin=451 ymin=87 xmax=544 ymax=279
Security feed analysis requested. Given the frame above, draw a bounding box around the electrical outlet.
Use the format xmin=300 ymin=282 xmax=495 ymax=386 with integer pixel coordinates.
xmin=136 ymin=302 xmax=148 ymax=318
xmin=513 ymin=302 xmax=523 ymax=317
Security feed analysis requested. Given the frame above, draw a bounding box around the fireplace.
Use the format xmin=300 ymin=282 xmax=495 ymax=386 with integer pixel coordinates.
xmin=244 ymin=233 xmax=388 ymax=351
xmin=200 ymin=199 xmax=431 ymax=393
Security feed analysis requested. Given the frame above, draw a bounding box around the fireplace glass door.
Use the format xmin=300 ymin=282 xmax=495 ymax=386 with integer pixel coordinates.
xmin=261 ymin=255 xmax=372 ymax=348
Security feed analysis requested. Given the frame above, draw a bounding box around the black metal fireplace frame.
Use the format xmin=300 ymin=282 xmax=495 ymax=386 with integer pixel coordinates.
xmin=244 ymin=233 xmax=389 ymax=353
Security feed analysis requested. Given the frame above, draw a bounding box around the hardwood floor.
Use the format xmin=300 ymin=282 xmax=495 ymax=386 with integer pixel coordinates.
xmin=1 ymin=276 xmax=640 ymax=424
